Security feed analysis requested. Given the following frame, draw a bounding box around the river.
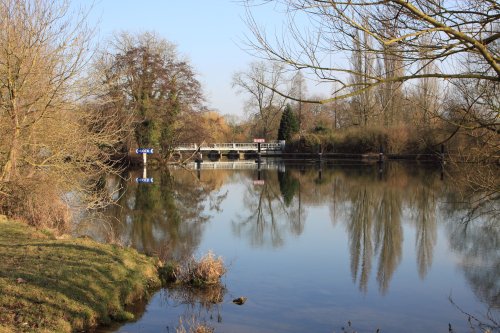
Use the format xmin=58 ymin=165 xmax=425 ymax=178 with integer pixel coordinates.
xmin=75 ymin=160 xmax=499 ymax=333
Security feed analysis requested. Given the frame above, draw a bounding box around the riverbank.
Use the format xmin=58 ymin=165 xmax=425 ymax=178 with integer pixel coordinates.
xmin=0 ymin=216 xmax=161 ymax=333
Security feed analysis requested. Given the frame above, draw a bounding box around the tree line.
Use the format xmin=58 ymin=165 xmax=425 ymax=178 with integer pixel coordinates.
xmin=0 ymin=0 xmax=497 ymax=229
xmin=236 ymin=0 xmax=498 ymax=152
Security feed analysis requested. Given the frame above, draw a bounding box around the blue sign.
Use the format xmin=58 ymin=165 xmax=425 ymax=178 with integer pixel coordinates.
xmin=136 ymin=148 xmax=154 ymax=154
xmin=136 ymin=178 xmax=154 ymax=183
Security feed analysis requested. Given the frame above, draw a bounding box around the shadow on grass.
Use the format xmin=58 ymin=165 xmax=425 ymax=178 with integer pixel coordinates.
xmin=0 ymin=220 xmax=160 ymax=332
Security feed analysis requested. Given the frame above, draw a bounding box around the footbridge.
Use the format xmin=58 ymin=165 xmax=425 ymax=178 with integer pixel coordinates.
xmin=173 ymin=141 xmax=285 ymax=160
xmin=175 ymin=141 xmax=284 ymax=153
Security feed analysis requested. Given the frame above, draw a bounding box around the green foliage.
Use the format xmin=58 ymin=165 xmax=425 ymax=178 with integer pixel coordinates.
xmin=313 ymin=124 xmax=329 ymax=133
xmin=277 ymin=104 xmax=299 ymax=141
xmin=159 ymin=261 xmax=181 ymax=284
xmin=100 ymin=33 xmax=204 ymax=155
xmin=278 ymin=170 xmax=299 ymax=206
xmin=0 ymin=217 xmax=161 ymax=332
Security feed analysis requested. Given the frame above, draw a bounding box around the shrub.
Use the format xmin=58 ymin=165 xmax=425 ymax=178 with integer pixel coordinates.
xmin=284 ymin=125 xmax=455 ymax=156
xmin=159 ymin=261 xmax=181 ymax=284
xmin=285 ymin=133 xmax=322 ymax=153
xmin=185 ymin=251 xmax=226 ymax=287
xmin=330 ymin=127 xmax=387 ymax=153
xmin=0 ymin=178 xmax=71 ymax=232
xmin=386 ymin=125 xmax=410 ymax=154
xmin=162 ymin=251 xmax=226 ymax=287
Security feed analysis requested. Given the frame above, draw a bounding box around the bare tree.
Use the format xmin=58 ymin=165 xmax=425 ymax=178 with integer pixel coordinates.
xmin=0 ymin=0 xmax=121 ymax=229
xmin=290 ymin=71 xmax=307 ymax=131
xmin=415 ymin=38 xmax=440 ymax=126
xmin=232 ymin=61 xmax=290 ymax=140
xmin=1 ymin=0 xmax=90 ymax=180
xmin=350 ymin=25 xmax=377 ymax=126
xmin=243 ymin=1 xmax=499 ymax=117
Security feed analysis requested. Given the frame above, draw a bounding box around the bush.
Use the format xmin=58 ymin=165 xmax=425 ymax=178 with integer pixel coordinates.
xmin=285 ymin=133 xmax=322 ymax=153
xmin=386 ymin=126 xmax=410 ymax=154
xmin=0 ymin=178 xmax=71 ymax=232
xmin=185 ymin=251 xmax=226 ymax=286
xmin=336 ymin=127 xmax=388 ymax=153
xmin=159 ymin=261 xmax=181 ymax=284
xmin=284 ymin=125 xmax=454 ymax=157
xmin=162 ymin=251 xmax=226 ymax=287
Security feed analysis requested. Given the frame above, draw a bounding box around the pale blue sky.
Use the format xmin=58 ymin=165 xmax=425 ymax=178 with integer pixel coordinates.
xmin=80 ymin=0 xmax=268 ymax=117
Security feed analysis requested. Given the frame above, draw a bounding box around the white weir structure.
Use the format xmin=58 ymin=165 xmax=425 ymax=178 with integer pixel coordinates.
xmin=175 ymin=141 xmax=284 ymax=153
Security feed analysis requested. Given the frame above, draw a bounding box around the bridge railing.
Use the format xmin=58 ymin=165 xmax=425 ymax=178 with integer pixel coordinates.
xmin=175 ymin=141 xmax=284 ymax=151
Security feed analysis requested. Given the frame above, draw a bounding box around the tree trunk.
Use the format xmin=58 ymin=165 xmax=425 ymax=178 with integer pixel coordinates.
xmin=2 ymin=122 xmax=20 ymax=182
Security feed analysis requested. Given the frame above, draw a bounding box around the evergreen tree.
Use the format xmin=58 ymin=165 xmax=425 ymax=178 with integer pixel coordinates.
xmin=277 ymin=104 xmax=299 ymax=141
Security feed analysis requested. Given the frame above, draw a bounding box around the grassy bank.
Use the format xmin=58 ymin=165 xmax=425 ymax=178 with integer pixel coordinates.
xmin=0 ymin=216 xmax=161 ymax=333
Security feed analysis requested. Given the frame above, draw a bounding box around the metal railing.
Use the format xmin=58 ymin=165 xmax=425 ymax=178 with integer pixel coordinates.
xmin=175 ymin=142 xmax=283 ymax=152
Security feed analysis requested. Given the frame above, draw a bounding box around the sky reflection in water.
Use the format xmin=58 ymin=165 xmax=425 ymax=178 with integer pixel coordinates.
xmin=81 ymin=161 xmax=499 ymax=333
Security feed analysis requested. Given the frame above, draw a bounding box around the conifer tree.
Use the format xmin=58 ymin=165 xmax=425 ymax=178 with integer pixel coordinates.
xmin=277 ymin=104 xmax=299 ymax=141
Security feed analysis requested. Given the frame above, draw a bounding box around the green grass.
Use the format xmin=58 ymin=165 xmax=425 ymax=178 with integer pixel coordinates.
xmin=0 ymin=216 xmax=161 ymax=333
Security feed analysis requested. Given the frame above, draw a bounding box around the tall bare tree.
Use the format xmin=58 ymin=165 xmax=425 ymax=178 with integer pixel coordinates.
xmin=350 ymin=26 xmax=377 ymax=126
xmin=232 ymin=61 xmax=289 ymax=140
xmin=243 ymin=0 xmax=499 ymax=120
xmin=290 ymin=71 xmax=307 ymax=131
xmin=414 ymin=38 xmax=440 ymax=126
xmin=0 ymin=0 xmax=121 ymax=229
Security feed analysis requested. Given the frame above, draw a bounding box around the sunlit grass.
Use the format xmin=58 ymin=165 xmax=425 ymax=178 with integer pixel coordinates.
xmin=0 ymin=216 xmax=161 ymax=332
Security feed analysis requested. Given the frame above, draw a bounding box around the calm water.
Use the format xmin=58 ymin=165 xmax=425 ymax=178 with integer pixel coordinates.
xmin=77 ymin=160 xmax=499 ymax=333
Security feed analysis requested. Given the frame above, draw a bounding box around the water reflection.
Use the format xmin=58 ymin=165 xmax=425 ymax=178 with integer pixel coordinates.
xmin=76 ymin=168 xmax=228 ymax=261
xmin=447 ymin=217 xmax=500 ymax=309
xmin=232 ymin=168 xmax=307 ymax=247
xmin=164 ymin=283 xmax=225 ymax=328
xmin=325 ymin=164 xmax=437 ymax=294
xmin=77 ymin=161 xmax=498 ymax=332
xmin=230 ymin=163 xmax=443 ymax=294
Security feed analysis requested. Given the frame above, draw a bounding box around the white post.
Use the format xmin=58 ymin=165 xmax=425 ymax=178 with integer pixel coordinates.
xmin=143 ymin=166 xmax=147 ymax=179
xmin=143 ymin=152 xmax=147 ymax=165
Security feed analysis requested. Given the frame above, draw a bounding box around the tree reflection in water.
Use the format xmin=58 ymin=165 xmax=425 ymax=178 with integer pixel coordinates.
xmin=75 ymin=161 xmax=498 ymax=324
xmin=232 ymin=168 xmax=307 ymax=248
xmin=76 ymin=168 xmax=227 ymax=262
xmin=232 ymin=162 xmax=447 ymax=294
xmin=445 ymin=204 xmax=500 ymax=331
xmin=446 ymin=211 xmax=499 ymax=309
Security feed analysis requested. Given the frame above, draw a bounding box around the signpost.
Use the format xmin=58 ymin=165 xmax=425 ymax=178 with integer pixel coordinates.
xmin=135 ymin=148 xmax=154 ymax=165
xmin=136 ymin=177 xmax=154 ymax=183
xmin=135 ymin=148 xmax=154 ymax=183
xmin=135 ymin=148 xmax=154 ymax=154
xmin=253 ymin=139 xmax=264 ymax=161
